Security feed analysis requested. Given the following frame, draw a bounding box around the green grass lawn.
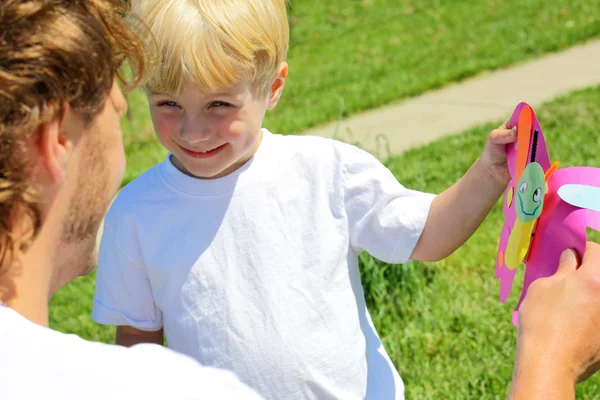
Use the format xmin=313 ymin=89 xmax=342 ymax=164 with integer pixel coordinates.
xmin=119 ymin=0 xmax=600 ymax=184
xmin=362 ymin=85 xmax=600 ymax=399
xmin=51 ymin=85 xmax=600 ymax=398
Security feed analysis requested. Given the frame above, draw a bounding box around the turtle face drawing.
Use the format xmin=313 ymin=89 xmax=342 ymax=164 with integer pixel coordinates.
xmin=515 ymin=162 xmax=545 ymax=223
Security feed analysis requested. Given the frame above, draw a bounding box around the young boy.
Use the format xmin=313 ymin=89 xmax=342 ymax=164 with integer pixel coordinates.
xmin=93 ymin=0 xmax=516 ymax=398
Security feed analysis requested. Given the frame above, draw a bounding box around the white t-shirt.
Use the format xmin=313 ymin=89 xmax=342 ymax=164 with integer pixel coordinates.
xmin=93 ymin=130 xmax=435 ymax=400
xmin=0 ymin=306 xmax=263 ymax=399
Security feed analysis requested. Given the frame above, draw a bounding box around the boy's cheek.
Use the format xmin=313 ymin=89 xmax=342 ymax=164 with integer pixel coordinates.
xmin=152 ymin=128 xmax=179 ymax=156
xmin=152 ymin=118 xmax=176 ymax=142
xmin=219 ymin=119 xmax=260 ymax=142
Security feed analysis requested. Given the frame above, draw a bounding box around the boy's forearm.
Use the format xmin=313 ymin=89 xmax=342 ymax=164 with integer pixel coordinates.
xmin=412 ymin=158 xmax=506 ymax=261
xmin=116 ymin=326 xmax=165 ymax=347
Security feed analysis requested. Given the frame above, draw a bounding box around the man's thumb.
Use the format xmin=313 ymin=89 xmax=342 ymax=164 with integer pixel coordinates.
xmin=555 ymin=248 xmax=579 ymax=277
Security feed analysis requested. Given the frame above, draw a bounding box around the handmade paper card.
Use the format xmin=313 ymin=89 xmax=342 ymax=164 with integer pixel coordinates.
xmin=495 ymin=102 xmax=600 ymax=326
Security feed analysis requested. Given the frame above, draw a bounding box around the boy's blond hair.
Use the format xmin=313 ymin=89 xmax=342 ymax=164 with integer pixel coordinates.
xmin=133 ymin=0 xmax=289 ymax=96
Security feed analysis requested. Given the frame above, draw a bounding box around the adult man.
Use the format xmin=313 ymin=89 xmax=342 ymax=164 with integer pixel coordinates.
xmin=0 ymin=1 xmax=261 ymax=398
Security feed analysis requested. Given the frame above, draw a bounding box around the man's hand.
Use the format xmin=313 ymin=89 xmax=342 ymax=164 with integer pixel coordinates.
xmin=509 ymin=243 xmax=600 ymax=399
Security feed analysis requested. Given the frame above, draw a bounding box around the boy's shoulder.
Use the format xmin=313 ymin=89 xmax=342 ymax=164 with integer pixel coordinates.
xmin=108 ymin=161 xmax=167 ymax=217
xmin=267 ymin=131 xmax=361 ymax=166
xmin=269 ymin=130 xmax=354 ymax=150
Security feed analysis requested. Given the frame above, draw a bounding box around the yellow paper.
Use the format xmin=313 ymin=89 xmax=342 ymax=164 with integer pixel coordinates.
xmin=505 ymin=219 xmax=535 ymax=270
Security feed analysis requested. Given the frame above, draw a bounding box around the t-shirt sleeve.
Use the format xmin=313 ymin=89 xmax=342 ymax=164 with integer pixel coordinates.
xmin=343 ymin=146 xmax=436 ymax=264
xmin=92 ymin=205 xmax=163 ymax=331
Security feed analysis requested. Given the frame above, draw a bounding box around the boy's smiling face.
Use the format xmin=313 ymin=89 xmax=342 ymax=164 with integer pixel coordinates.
xmin=148 ymin=63 xmax=287 ymax=179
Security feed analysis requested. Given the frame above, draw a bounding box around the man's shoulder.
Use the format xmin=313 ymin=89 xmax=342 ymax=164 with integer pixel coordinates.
xmin=0 ymin=307 xmax=262 ymax=399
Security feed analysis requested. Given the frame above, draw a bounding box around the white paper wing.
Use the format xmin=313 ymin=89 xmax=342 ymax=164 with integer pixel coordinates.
xmin=557 ymin=184 xmax=600 ymax=212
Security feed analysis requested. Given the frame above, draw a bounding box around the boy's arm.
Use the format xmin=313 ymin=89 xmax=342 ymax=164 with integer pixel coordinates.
xmin=411 ymin=120 xmax=516 ymax=262
xmin=93 ymin=200 xmax=163 ymax=335
xmin=116 ymin=326 xmax=165 ymax=347
xmin=411 ymin=157 xmax=505 ymax=262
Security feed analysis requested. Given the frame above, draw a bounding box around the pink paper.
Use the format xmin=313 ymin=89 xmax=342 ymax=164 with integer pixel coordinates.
xmin=495 ymin=103 xmax=600 ymax=325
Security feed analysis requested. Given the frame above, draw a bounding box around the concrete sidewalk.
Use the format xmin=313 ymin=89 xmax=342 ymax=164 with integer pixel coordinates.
xmin=303 ymin=39 xmax=600 ymax=155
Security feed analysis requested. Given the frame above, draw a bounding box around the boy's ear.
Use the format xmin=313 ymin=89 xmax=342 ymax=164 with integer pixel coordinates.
xmin=267 ymin=62 xmax=288 ymax=110
xmin=35 ymin=103 xmax=74 ymax=184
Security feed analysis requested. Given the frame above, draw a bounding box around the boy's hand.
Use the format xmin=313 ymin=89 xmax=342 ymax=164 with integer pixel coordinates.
xmin=411 ymin=118 xmax=517 ymax=261
xmin=480 ymin=119 xmax=517 ymax=185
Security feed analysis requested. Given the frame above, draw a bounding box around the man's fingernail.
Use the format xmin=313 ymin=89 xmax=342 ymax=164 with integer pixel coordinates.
xmin=510 ymin=127 xmax=516 ymax=135
xmin=559 ymin=249 xmax=576 ymax=265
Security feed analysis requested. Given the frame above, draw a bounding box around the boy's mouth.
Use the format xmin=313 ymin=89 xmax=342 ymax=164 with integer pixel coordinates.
xmin=178 ymin=143 xmax=227 ymax=159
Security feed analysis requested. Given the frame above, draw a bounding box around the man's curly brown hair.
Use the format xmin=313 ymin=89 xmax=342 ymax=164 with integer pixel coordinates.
xmin=0 ymin=0 xmax=149 ymax=283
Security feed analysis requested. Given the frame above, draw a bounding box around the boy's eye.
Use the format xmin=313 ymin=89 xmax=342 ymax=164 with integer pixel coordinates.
xmin=209 ymin=101 xmax=229 ymax=108
xmin=158 ymin=101 xmax=180 ymax=108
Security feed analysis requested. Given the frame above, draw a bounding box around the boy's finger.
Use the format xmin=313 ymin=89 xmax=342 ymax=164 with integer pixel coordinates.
xmin=489 ymin=127 xmax=517 ymax=144
xmin=500 ymin=118 xmax=513 ymax=130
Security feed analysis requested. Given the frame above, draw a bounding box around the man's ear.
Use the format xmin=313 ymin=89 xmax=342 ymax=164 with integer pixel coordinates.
xmin=267 ymin=62 xmax=288 ymax=110
xmin=35 ymin=104 xmax=73 ymax=184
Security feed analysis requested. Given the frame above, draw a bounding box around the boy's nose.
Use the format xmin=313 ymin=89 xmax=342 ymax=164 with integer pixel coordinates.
xmin=180 ymin=118 xmax=211 ymax=143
